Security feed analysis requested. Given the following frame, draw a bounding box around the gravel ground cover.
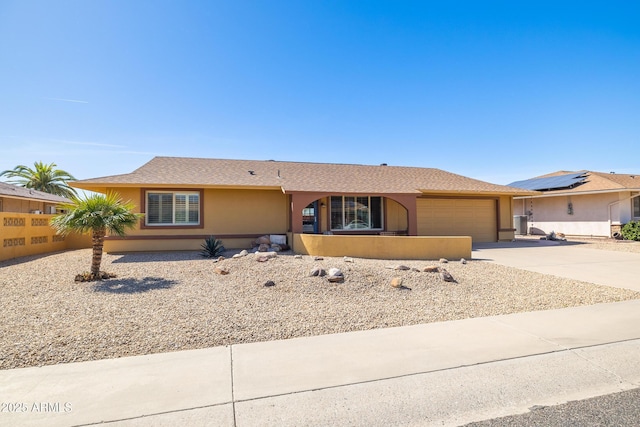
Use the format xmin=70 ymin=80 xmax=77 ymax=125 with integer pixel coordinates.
xmin=571 ymin=238 xmax=640 ymax=254
xmin=1 ymin=248 xmax=639 ymax=370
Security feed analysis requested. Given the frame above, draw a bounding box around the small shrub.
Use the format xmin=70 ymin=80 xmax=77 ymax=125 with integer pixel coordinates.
xmin=621 ymin=221 xmax=640 ymax=241
xmin=200 ymin=236 xmax=225 ymax=258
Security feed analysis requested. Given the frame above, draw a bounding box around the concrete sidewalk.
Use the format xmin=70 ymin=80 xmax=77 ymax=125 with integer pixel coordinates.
xmin=2 ymin=299 xmax=640 ymax=427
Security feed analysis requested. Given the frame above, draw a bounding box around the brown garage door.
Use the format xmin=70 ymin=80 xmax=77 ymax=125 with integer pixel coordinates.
xmin=417 ymin=198 xmax=497 ymax=243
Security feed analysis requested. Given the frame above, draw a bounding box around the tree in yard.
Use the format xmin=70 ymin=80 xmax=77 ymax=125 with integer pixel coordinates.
xmin=51 ymin=193 xmax=143 ymax=280
xmin=0 ymin=161 xmax=78 ymax=198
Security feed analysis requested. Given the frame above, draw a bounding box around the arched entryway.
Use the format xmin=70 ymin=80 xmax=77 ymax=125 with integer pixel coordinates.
xmin=290 ymin=193 xmax=418 ymax=235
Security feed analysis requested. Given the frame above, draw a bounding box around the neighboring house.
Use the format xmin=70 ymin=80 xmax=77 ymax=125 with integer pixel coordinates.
xmin=509 ymin=170 xmax=640 ymax=238
xmin=71 ymin=157 xmax=534 ymax=255
xmin=0 ymin=181 xmax=68 ymax=214
xmin=0 ymin=182 xmax=89 ymax=262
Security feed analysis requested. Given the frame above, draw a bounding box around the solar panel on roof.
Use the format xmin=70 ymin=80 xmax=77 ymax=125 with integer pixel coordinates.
xmin=508 ymin=172 xmax=588 ymax=191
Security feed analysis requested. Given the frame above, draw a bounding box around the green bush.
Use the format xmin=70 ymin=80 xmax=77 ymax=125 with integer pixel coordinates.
xmin=621 ymin=221 xmax=640 ymax=241
xmin=200 ymin=236 xmax=226 ymax=258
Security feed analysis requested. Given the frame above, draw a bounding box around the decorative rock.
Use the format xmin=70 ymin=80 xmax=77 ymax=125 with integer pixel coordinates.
xmin=239 ymin=249 xmax=248 ymax=256
xmin=423 ymin=266 xmax=439 ymax=273
xmin=255 ymin=251 xmax=277 ymax=259
xmin=258 ymin=243 xmax=270 ymax=252
xmin=232 ymin=253 xmax=243 ymax=259
xmin=411 ymin=268 xmax=421 ymax=272
xmin=439 ymin=258 xmax=448 ymax=263
xmin=256 ymin=256 xmax=269 ymax=263
xmin=263 ymin=280 xmax=276 ymax=287
xmin=327 ymin=268 xmax=344 ymax=283
xmin=343 ymin=256 xmax=354 ymax=263
xmin=439 ymin=268 xmax=456 ymax=283
xmin=294 ymin=255 xmax=303 ymax=259
xmin=271 ymin=244 xmax=282 ymax=252
xmin=313 ymin=256 xmax=324 ymax=261
xmin=460 ymin=258 xmax=467 ymax=264
xmin=391 ymin=277 xmax=412 ymax=290
xmin=217 ymin=256 xmax=226 ymax=261
xmin=214 ymin=266 xmax=230 ymax=275
xmin=386 ymin=265 xmax=410 ymax=271
xmin=309 ymin=266 xmax=326 ymax=277
xmin=255 ymin=235 xmax=271 ymax=245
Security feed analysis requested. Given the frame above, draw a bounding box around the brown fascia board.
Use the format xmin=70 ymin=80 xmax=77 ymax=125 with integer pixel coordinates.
xmin=71 ymin=181 xmax=285 ymax=193
xmin=0 ymin=193 xmax=69 ymax=203
xmin=417 ymin=188 xmax=539 ymax=197
xmin=514 ymin=188 xmax=640 ymax=199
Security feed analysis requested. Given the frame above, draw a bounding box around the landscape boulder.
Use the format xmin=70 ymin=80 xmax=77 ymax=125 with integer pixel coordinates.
xmin=327 ymin=268 xmax=344 ymax=283
xmin=309 ymin=266 xmax=326 ymax=277
xmin=439 ymin=268 xmax=456 ymax=283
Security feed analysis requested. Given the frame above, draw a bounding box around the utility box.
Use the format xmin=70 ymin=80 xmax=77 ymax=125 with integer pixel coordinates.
xmin=513 ymin=215 xmax=528 ymax=235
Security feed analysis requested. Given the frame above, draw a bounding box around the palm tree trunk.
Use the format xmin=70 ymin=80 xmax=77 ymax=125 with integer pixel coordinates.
xmin=91 ymin=229 xmax=106 ymax=277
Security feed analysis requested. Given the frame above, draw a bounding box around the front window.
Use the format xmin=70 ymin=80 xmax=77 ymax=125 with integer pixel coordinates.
xmin=633 ymin=195 xmax=640 ymax=219
xmin=330 ymin=196 xmax=382 ymax=230
xmin=146 ymin=191 xmax=200 ymax=225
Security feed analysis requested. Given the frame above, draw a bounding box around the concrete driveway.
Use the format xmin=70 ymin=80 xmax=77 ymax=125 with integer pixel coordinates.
xmin=473 ymin=240 xmax=640 ymax=292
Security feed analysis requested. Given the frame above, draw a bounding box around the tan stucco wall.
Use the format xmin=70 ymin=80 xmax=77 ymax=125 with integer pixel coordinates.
xmin=293 ymin=234 xmax=471 ymax=260
xmin=0 ymin=213 xmax=90 ymax=262
xmin=0 ymin=197 xmax=58 ymax=214
xmin=97 ymin=187 xmax=516 ymax=251
xmin=498 ymin=195 xmax=515 ymax=241
xmin=385 ymin=198 xmax=408 ymax=232
xmin=206 ymin=189 xmax=288 ymax=235
xmin=102 ymin=187 xmax=289 ymax=252
xmin=104 ymin=237 xmax=259 ymax=252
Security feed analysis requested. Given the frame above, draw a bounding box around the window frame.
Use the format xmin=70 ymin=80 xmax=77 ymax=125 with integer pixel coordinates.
xmin=330 ymin=195 xmax=383 ymax=231
xmin=141 ymin=189 xmax=204 ymax=229
xmin=633 ymin=193 xmax=640 ymax=220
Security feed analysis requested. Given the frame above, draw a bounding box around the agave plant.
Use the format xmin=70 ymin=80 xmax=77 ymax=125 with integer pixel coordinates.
xmin=200 ymin=236 xmax=225 ymax=258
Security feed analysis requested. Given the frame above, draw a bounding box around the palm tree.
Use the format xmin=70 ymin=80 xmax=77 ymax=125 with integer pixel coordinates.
xmin=0 ymin=161 xmax=77 ymax=198
xmin=51 ymin=193 xmax=143 ymax=279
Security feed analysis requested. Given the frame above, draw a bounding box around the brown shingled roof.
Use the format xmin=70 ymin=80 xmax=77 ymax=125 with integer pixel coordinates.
xmin=518 ymin=170 xmax=640 ymax=195
xmin=72 ymin=156 xmax=535 ymax=195
xmin=0 ymin=181 xmax=70 ymax=203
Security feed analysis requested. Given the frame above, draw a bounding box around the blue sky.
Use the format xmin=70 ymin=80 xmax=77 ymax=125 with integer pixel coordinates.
xmin=1 ymin=1 xmax=638 ymax=185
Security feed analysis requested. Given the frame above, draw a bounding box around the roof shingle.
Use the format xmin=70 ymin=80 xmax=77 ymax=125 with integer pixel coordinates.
xmin=0 ymin=181 xmax=70 ymax=203
xmin=73 ymin=156 xmax=535 ymax=195
xmin=511 ymin=170 xmax=640 ymax=195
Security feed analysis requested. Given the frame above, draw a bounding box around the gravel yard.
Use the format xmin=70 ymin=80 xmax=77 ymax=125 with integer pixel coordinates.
xmin=571 ymin=237 xmax=640 ymax=254
xmin=1 ymin=247 xmax=639 ymax=370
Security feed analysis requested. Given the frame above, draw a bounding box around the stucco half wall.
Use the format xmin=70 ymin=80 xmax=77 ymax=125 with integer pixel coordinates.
xmin=292 ymin=234 xmax=471 ymax=260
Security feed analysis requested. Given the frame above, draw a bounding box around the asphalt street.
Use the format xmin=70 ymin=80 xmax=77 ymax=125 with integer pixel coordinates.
xmin=465 ymin=387 xmax=640 ymax=426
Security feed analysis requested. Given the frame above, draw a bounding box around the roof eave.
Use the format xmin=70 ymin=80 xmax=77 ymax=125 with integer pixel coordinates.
xmin=514 ymin=188 xmax=640 ymax=199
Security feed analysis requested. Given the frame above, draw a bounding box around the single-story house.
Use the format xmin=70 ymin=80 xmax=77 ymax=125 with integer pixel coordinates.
xmin=0 ymin=181 xmax=68 ymax=214
xmin=71 ymin=157 xmax=535 ymax=257
xmin=509 ymin=170 xmax=640 ymax=238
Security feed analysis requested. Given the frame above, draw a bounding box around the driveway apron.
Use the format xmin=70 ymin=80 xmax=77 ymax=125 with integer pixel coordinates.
xmin=473 ymin=241 xmax=640 ymax=292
